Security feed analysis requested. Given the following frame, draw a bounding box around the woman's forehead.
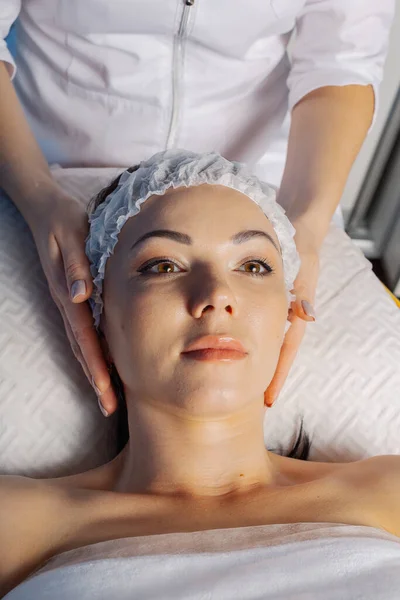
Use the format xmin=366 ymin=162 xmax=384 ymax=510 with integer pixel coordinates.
xmin=119 ymin=184 xmax=278 ymax=245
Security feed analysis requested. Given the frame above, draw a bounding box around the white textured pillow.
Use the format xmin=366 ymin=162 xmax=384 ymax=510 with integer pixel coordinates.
xmin=0 ymin=166 xmax=399 ymax=477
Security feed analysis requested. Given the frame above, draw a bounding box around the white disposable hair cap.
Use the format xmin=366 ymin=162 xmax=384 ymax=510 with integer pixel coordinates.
xmin=85 ymin=149 xmax=301 ymax=333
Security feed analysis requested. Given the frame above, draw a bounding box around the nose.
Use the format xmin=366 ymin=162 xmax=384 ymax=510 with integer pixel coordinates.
xmin=188 ymin=268 xmax=238 ymax=319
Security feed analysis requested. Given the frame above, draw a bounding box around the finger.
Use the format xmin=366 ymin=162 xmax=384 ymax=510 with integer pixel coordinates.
xmin=49 ymin=240 xmax=118 ymax=415
xmin=290 ymin=255 xmax=320 ymax=322
xmin=62 ymin=312 xmax=93 ymax=383
xmin=52 ymin=286 xmax=118 ymax=416
xmin=49 ymin=285 xmax=92 ymax=382
xmin=60 ymin=234 xmax=94 ymax=304
xmin=61 ymin=298 xmax=118 ymax=415
xmin=292 ymin=298 xmax=316 ymax=322
xmin=264 ymin=317 xmax=307 ymax=405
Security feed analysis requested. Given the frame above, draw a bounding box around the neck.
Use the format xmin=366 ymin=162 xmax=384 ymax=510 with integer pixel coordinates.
xmin=111 ymin=396 xmax=282 ymax=499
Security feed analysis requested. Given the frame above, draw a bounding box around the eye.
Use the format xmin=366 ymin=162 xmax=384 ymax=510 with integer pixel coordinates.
xmin=137 ymin=258 xmax=184 ymax=275
xmin=136 ymin=257 xmax=274 ymax=277
xmin=237 ymin=258 xmax=274 ymax=276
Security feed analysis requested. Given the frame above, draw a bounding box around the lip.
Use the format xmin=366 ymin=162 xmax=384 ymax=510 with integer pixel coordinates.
xmin=182 ymin=335 xmax=247 ymax=354
xmin=181 ymin=348 xmax=247 ymax=362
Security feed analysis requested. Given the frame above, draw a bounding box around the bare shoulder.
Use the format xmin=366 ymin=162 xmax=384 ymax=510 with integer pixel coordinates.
xmin=0 ymin=475 xmax=67 ymax=598
xmin=338 ymin=454 xmax=400 ymax=538
xmin=337 ymin=454 xmax=400 ymax=488
xmin=269 ymin=452 xmax=352 ymax=484
xmin=0 ymin=473 xmax=65 ymax=525
xmin=275 ymin=452 xmax=400 ymax=538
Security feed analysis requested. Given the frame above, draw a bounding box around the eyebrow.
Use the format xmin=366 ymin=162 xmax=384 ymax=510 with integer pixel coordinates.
xmin=130 ymin=229 xmax=281 ymax=255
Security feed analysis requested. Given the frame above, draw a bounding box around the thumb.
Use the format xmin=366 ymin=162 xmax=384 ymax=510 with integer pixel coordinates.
xmin=291 ymin=293 xmax=316 ymax=322
xmin=289 ymin=277 xmax=317 ymax=321
xmin=63 ymin=249 xmax=94 ymax=303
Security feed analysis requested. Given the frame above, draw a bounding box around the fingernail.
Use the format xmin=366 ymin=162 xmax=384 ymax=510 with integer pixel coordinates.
xmin=91 ymin=376 xmax=102 ymax=396
xmin=97 ymin=396 xmax=109 ymax=417
xmin=301 ymin=300 xmax=316 ymax=320
xmin=264 ymin=393 xmax=275 ymax=407
xmin=71 ymin=280 xmax=86 ymax=300
xmin=91 ymin=377 xmax=109 ymax=417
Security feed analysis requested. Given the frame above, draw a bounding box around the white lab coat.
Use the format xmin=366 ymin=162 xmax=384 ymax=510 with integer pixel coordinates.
xmin=0 ymin=0 xmax=395 ymax=190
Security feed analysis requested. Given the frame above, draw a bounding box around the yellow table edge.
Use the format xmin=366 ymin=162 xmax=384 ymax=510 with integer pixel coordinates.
xmin=381 ymin=282 xmax=400 ymax=308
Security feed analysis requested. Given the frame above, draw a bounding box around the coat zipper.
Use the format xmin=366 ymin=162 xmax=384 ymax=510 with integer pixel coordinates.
xmin=165 ymin=0 xmax=195 ymax=149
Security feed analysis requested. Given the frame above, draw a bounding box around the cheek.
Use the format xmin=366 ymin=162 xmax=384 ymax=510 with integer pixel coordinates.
xmin=246 ymin=290 xmax=288 ymax=357
xmin=106 ymin=282 xmax=184 ymax=374
xmin=127 ymin=293 xmax=171 ymax=345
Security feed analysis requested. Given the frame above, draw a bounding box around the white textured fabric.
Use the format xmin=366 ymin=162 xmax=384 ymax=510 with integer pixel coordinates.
xmin=5 ymin=523 xmax=400 ymax=599
xmin=0 ymin=1 xmax=395 ymax=186
xmin=1 ymin=167 xmax=400 ymax=480
xmin=85 ymin=149 xmax=300 ymax=331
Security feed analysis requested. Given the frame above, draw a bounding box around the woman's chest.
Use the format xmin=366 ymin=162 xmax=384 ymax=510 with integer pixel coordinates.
xmin=49 ymin=474 xmax=381 ymax=559
xmin=3 ymin=477 xmax=385 ymax=597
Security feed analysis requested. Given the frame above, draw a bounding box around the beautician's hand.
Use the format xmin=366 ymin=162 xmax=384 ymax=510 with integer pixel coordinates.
xmin=27 ymin=190 xmax=118 ymax=416
xmin=264 ymin=226 xmax=320 ymax=407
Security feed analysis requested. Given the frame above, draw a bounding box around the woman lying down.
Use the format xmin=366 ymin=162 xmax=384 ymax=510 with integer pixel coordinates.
xmin=1 ymin=149 xmax=400 ymax=599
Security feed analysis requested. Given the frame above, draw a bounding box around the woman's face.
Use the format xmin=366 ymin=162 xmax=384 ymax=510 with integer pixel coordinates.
xmin=101 ymin=184 xmax=289 ymax=417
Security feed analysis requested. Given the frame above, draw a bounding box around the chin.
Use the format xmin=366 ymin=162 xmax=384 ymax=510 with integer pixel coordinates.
xmin=172 ymin=385 xmax=262 ymax=416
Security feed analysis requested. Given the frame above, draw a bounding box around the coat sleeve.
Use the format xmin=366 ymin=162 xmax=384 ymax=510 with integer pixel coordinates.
xmin=287 ymin=0 xmax=396 ymax=130
xmin=0 ymin=0 xmax=21 ymax=80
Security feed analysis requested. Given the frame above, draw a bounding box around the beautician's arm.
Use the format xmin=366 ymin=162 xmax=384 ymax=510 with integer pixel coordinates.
xmin=265 ymin=84 xmax=374 ymax=405
xmin=0 ymin=61 xmax=116 ymax=414
xmin=277 ymin=84 xmax=374 ymax=248
xmin=0 ymin=62 xmax=64 ymax=223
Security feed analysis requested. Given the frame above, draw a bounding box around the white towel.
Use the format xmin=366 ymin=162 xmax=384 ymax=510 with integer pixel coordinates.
xmin=5 ymin=522 xmax=400 ymax=599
